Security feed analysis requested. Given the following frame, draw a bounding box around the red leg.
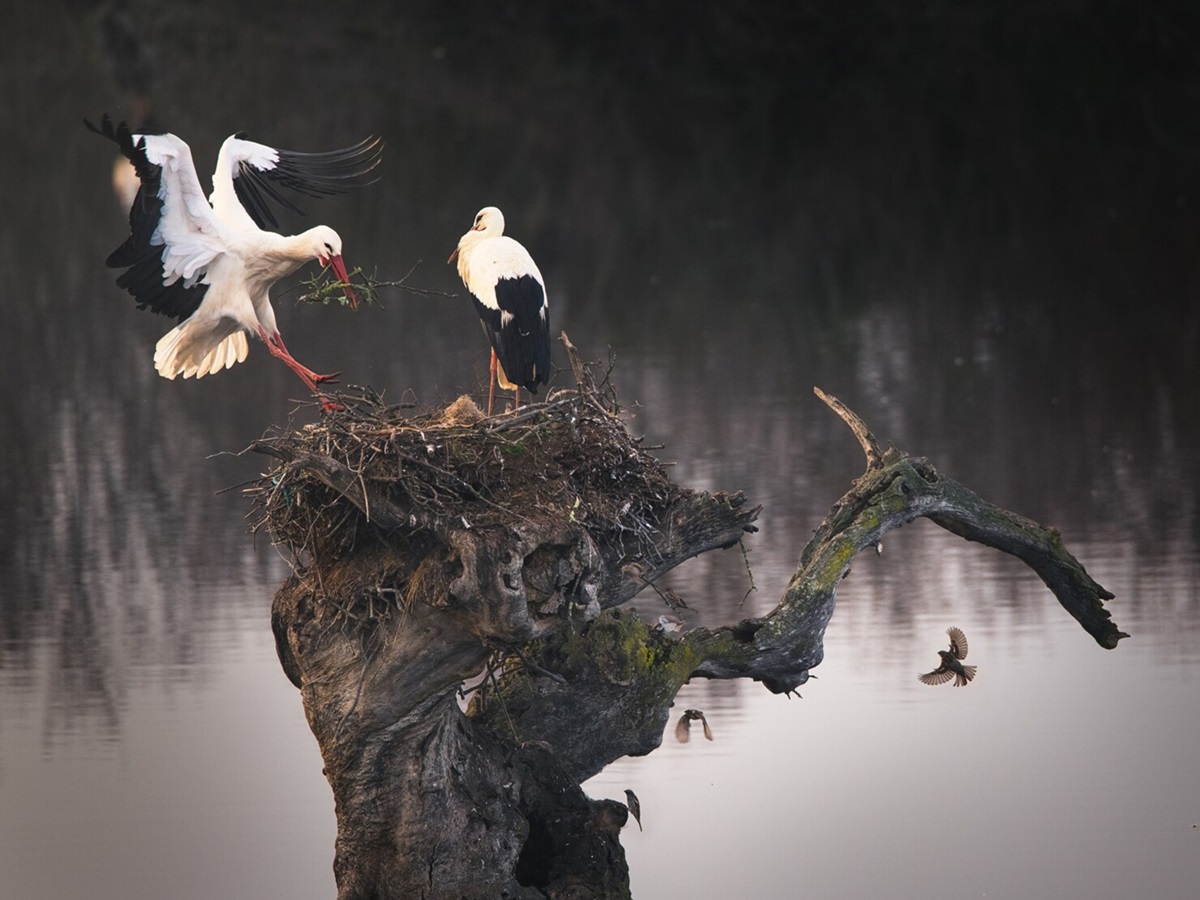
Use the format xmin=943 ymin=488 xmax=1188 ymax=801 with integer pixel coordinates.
xmin=272 ymin=332 xmax=339 ymax=385
xmin=488 ymin=349 xmax=498 ymax=417
xmin=259 ymin=327 xmax=342 ymax=410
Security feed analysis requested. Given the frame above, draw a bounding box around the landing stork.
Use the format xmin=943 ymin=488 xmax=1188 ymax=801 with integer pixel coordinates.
xmin=449 ymin=207 xmax=550 ymax=415
xmin=86 ymin=115 xmax=382 ymax=404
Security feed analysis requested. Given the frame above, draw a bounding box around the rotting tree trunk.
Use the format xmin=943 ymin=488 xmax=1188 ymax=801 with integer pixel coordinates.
xmin=253 ymin=341 xmax=1124 ymax=899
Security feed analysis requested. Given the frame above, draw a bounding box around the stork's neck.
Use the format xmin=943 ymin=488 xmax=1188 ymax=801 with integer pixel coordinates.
xmin=242 ymin=229 xmax=326 ymax=288
xmin=455 ymin=228 xmax=492 ymax=284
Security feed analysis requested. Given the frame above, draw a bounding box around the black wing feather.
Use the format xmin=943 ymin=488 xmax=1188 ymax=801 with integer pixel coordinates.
xmin=472 ymin=297 xmax=504 ymax=335
xmin=86 ymin=115 xmax=209 ymax=323
xmin=232 ymin=135 xmax=384 ymax=230
xmin=487 ymin=275 xmax=551 ymax=393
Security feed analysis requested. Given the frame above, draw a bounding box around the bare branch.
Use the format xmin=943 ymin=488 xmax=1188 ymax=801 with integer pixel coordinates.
xmin=813 ymin=386 xmax=884 ymax=468
xmin=684 ymin=391 xmax=1125 ymax=694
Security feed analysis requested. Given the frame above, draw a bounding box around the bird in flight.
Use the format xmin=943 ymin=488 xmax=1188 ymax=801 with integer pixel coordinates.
xmin=674 ymin=708 xmax=714 ymax=742
xmin=87 ymin=115 xmax=381 ymax=407
xmin=919 ymin=626 xmax=978 ymax=687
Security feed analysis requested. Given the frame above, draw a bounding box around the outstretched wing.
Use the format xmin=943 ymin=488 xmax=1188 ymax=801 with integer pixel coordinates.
xmin=919 ymin=666 xmax=954 ymax=686
xmin=674 ymin=714 xmax=692 ymax=743
xmin=87 ymin=115 xmax=225 ymax=323
xmin=947 ymin=626 xmax=969 ymax=660
xmin=212 ymin=133 xmax=383 ymax=231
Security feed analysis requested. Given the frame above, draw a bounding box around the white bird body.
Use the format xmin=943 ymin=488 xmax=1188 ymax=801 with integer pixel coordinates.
xmin=450 ymin=207 xmax=550 ymax=410
xmin=88 ymin=116 xmax=381 ymax=396
xmin=455 ymin=235 xmax=546 ymax=317
xmin=151 ymin=223 xmax=342 ymax=380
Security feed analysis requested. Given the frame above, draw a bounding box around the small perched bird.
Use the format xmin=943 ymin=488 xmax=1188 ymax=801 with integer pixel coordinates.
xmin=653 ymin=614 xmax=684 ymax=635
xmin=449 ymin=207 xmax=551 ymax=415
xmin=919 ymin=626 xmax=978 ymax=687
xmin=87 ymin=116 xmax=381 ymax=404
xmin=623 ymin=789 xmax=642 ymax=831
xmin=674 ymin=709 xmax=714 ymax=743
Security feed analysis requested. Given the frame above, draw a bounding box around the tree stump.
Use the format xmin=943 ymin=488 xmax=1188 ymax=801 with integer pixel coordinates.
xmin=250 ymin=342 xmax=1124 ymax=899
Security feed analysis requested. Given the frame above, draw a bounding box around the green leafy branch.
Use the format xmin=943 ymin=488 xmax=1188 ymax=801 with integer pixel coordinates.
xmin=294 ymin=261 xmax=460 ymax=309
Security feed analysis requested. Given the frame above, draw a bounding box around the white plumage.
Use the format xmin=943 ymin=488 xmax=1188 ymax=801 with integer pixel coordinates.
xmin=450 ymin=207 xmax=551 ymax=415
xmin=88 ymin=116 xmax=381 ymax=401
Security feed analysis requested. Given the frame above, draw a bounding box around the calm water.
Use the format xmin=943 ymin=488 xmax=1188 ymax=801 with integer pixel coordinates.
xmin=3 ymin=4 xmax=1199 ymax=898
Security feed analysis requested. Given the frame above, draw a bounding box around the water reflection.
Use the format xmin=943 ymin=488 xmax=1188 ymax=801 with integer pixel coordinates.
xmin=2 ymin=3 xmax=1198 ymax=899
xmin=4 ymin=347 xmax=293 ymax=739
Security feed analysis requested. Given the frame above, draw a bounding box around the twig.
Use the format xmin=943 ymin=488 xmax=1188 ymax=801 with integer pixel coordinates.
xmin=511 ymin=647 xmax=568 ymax=684
xmin=560 ymin=331 xmax=593 ymax=393
xmin=484 ymin=397 xmax=576 ymax=432
xmin=487 ymin=665 xmax=520 ymax=742
xmin=737 ymin=537 xmax=758 ymax=608
xmin=292 ymin=261 xmax=459 ymax=309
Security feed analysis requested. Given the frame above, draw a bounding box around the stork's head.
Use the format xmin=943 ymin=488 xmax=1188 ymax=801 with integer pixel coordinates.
xmin=469 ymin=206 xmax=505 ymax=235
xmin=448 ymin=206 xmax=505 ymax=266
xmin=309 ymin=225 xmax=357 ymax=309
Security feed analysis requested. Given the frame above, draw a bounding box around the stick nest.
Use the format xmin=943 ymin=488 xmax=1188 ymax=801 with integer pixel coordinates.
xmin=247 ymin=384 xmax=678 ymax=566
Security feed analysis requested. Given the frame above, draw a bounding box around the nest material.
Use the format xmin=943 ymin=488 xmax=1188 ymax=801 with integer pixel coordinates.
xmin=247 ymin=384 xmax=677 ymax=567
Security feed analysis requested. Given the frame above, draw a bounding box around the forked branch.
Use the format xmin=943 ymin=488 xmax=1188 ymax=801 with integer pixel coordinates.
xmin=681 ymin=388 xmax=1125 ymax=693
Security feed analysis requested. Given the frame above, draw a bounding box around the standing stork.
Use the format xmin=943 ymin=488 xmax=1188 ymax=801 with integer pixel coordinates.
xmin=86 ymin=115 xmax=382 ymax=405
xmin=449 ymin=207 xmax=550 ymax=415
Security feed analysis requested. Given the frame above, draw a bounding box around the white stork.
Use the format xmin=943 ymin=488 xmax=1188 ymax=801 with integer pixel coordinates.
xmin=449 ymin=207 xmax=550 ymax=415
xmin=86 ymin=115 xmax=382 ymax=404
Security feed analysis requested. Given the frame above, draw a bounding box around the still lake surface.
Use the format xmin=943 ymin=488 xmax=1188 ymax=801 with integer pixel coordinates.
xmin=3 ymin=4 xmax=1198 ymax=898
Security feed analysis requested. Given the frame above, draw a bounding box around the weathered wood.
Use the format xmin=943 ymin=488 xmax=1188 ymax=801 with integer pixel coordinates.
xmin=684 ymin=445 xmax=1126 ymax=695
xmin=256 ymin=381 xmax=1123 ymax=897
xmin=813 ymin=385 xmax=884 ymax=468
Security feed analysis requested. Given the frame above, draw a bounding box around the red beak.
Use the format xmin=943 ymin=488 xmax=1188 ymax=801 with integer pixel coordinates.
xmin=447 ymin=246 xmax=459 ymax=265
xmin=327 ymin=255 xmax=358 ymax=309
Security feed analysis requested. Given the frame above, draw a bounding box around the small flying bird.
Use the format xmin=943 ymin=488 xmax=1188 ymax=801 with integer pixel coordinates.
xmin=674 ymin=708 xmax=714 ymax=743
xmin=449 ymin=207 xmax=551 ymax=416
xmin=87 ymin=115 xmax=381 ymax=404
xmin=919 ymin=626 xmax=978 ymax=687
xmin=623 ymin=789 xmax=642 ymax=831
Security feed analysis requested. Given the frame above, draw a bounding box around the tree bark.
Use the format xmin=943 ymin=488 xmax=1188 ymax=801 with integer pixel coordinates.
xmin=257 ymin=369 xmax=1124 ymax=899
